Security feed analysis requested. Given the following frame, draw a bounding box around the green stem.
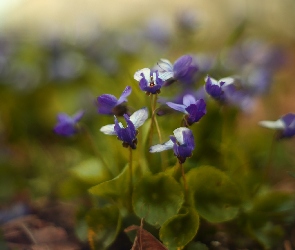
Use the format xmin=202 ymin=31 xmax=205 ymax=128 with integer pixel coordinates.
xmin=148 ymin=94 xmax=157 ymax=146
xmin=129 ymin=147 xmax=133 ymax=212
xmin=80 ymin=124 xmax=113 ymax=177
xmin=264 ymin=133 xmax=277 ymax=182
xmin=174 ymin=161 xmax=188 ymax=200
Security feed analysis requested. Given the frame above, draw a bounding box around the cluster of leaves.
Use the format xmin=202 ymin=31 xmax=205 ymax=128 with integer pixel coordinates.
xmin=0 ymin=14 xmax=295 ymax=250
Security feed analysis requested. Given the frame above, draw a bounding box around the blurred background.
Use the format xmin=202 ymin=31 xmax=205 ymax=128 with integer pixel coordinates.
xmin=1 ymin=0 xmax=295 ymax=248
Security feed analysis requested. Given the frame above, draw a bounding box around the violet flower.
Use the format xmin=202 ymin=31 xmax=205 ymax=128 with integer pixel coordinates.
xmin=205 ymin=75 xmax=234 ymax=103
xmin=157 ymin=55 xmax=198 ymax=85
xmin=54 ymin=110 xmax=84 ymax=137
xmin=166 ymin=94 xmax=206 ymax=126
xmin=97 ymin=86 xmax=132 ymax=116
xmin=100 ymin=107 xmax=148 ymax=149
xmin=259 ymin=113 xmax=295 ymax=139
xmin=134 ymin=68 xmax=170 ymax=95
xmin=150 ymin=127 xmax=195 ymax=163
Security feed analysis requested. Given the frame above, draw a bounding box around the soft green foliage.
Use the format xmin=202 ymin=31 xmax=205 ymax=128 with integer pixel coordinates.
xmin=187 ymin=166 xmax=242 ymax=223
xmin=160 ymin=206 xmax=199 ymax=250
xmin=71 ymin=158 xmax=111 ymax=185
xmin=86 ymin=205 xmax=122 ymax=249
xmin=133 ymin=173 xmax=184 ymax=227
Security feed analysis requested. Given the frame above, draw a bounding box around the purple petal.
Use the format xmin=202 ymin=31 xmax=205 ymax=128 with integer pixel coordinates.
xmin=117 ymin=86 xmax=132 ymax=105
xmin=182 ymin=130 xmax=195 ymax=149
xmin=72 ymin=110 xmax=85 ymax=122
xmin=97 ymin=94 xmax=118 ymax=114
xmin=185 ymin=99 xmax=206 ymax=124
xmin=166 ymin=102 xmax=187 ymax=113
xmin=173 ymin=55 xmax=192 ymax=78
xmin=57 ymin=113 xmax=72 ymax=123
xmin=183 ymin=94 xmax=196 ymax=107
xmin=281 ymin=113 xmax=295 ymax=138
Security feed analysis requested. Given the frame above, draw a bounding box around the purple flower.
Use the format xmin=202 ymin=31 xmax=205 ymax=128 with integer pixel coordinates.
xmin=54 ymin=110 xmax=84 ymax=137
xmin=205 ymin=75 xmax=234 ymax=103
xmin=100 ymin=107 xmax=148 ymax=149
xmin=150 ymin=127 xmax=195 ymax=163
xmin=157 ymin=55 xmax=198 ymax=85
xmin=134 ymin=68 xmax=170 ymax=95
xmin=97 ymin=86 xmax=132 ymax=116
xmin=259 ymin=113 xmax=295 ymax=139
xmin=166 ymin=95 xmax=206 ymax=126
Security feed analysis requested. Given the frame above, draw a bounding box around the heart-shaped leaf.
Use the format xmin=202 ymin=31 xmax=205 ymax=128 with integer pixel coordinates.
xmin=187 ymin=166 xmax=241 ymax=222
xmin=160 ymin=206 xmax=199 ymax=250
xmin=133 ymin=173 xmax=184 ymax=227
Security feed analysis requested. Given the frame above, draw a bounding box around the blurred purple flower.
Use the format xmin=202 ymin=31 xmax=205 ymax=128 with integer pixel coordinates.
xmin=97 ymin=86 xmax=132 ymax=116
xmin=259 ymin=113 xmax=295 ymax=139
xmin=100 ymin=107 xmax=148 ymax=149
xmin=166 ymin=95 xmax=206 ymax=126
xmin=176 ymin=9 xmax=200 ymax=32
xmin=205 ymin=75 xmax=234 ymax=103
xmin=150 ymin=127 xmax=195 ymax=163
xmin=134 ymin=68 xmax=170 ymax=95
xmin=157 ymin=55 xmax=198 ymax=85
xmin=54 ymin=110 xmax=84 ymax=137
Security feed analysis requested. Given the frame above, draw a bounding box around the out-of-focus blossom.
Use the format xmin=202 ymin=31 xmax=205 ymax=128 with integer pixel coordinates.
xmin=150 ymin=127 xmax=195 ymax=163
xmin=176 ymin=9 xmax=200 ymax=32
xmin=157 ymin=55 xmax=198 ymax=85
xmin=134 ymin=68 xmax=170 ymax=95
xmin=166 ymin=95 xmax=206 ymax=126
xmin=100 ymin=107 xmax=148 ymax=149
xmin=97 ymin=86 xmax=132 ymax=116
xmin=241 ymin=67 xmax=272 ymax=95
xmin=259 ymin=113 xmax=295 ymax=139
xmin=54 ymin=110 xmax=84 ymax=137
xmin=144 ymin=18 xmax=171 ymax=47
xmin=205 ymin=75 xmax=234 ymax=103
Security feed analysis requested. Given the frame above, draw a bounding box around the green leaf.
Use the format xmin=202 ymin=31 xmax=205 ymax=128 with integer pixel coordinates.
xmin=160 ymin=206 xmax=199 ymax=250
xmin=89 ymin=165 xmax=129 ymax=201
xmin=249 ymin=191 xmax=295 ymax=225
xmin=133 ymin=173 xmax=184 ymax=227
xmin=249 ymin=222 xmax=284 ymax=249
xmin=86 ymin=205 xmax=121 ymax=249
xmin=71 ymin=158 xmax=111 ymax=185
xmin=187 ymin=166 xmax=241 ymax=223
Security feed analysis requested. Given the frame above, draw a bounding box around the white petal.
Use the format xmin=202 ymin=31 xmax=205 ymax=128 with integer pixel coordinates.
xmin=158 ymin=71 xmax=174 ymax=81
xmin=219 ymin=77 xmax=234 ymax=87
xmin=150 ymin=140 xmax=174 ymax=153
xmin=130 ymin=107 xmax=149 ymax=129
xmin=258 ymin=120 xmax=285 ymax=130
xmin=157 ymin=59 xmax=173 ymax=72
xmin=100 ymin=124 xmax=116 ymax=135
xmin=173 ymin=127 xmax=190 ymax=144
xmin=134 ymin=68 xmax=150 ymax=82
